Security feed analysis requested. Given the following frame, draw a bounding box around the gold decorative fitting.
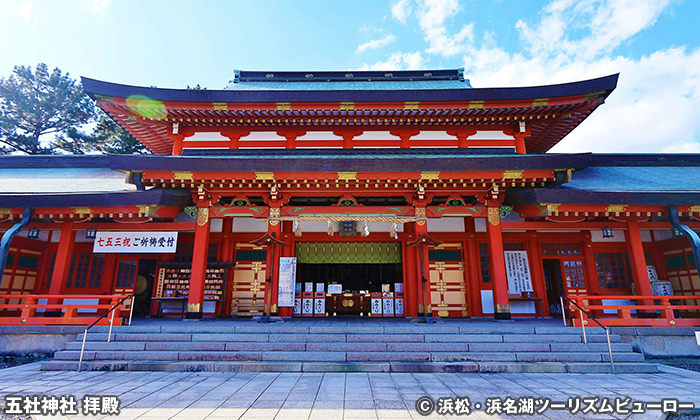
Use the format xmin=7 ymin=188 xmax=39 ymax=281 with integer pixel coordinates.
xmin=420 ymin=171 xmax=440 ymax=181
xmin=546 ymin=203 xmax=561 ymax=214
xmin=255 ymin=172 xmax=275 ymax=181
xmin=339 ymin=102 xmax=355 ymax=111
xmin=338 ymin=172 xmax=357 ymax=180
xmin=73 ymin=207 xmax=92 ymax=215
xmin=197 ymin=207 xmax=209 ymax=227
xmin=689 ymin=205 xmax=700 ymax=213
xmin=605 ymin=205 xmax=627 ymax=213
xmin=269 ymin=208 xmax=281 ymax=218
xmin=187 ymin=303 xmax=201 ymax=312
xmin=414 ymin=207 xmax=427 ymax=217
xmin=437 ymin=310 xmax=449 ymax=317
xmin=584 ymin=91 xmax=606 ymax=101
xmin=502 ymin=170 xmax=524 ymax=179
xmin=276 ymin=102 xmax=292 ymax=111
xmin=0 ymin=208 xmax=11 ymax=214
xmin=488 ymin=207 xmax=500 ymax=226
xmin=173 ymin=171 xmax=194 ymax=180
xmin=404 ymin=101 xmax=420 ymax=110
xmin=416 ymin=220 xmax=426 ymax=226
xmin=532 ymin=98 xmax=549 ymax=107
xmin=468 ymin=101 xmax=484 ymax=109
xmin=496 ymin=304 xmax=511 ymax=313
xmin=137 ymin=205 xmax=153 ymax=217
xmin=212 ymin=102 xmax=228 ymax=111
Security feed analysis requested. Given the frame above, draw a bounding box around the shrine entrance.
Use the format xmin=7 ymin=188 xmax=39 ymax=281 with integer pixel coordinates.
xmin=293 ymin=242 xmax=404 ymax=317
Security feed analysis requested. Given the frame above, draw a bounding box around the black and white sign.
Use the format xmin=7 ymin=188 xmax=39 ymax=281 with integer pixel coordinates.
xmin=277 ymin=257 xmax=297 ymax=307
xmin=504 ymin=251 xmax=533 ymax=294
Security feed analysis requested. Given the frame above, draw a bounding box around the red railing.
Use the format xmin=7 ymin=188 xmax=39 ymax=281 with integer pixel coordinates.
xmin=571 ymin=295 xmax=700 ymax=327
xmin=0 ymin=294 xmax=130 ymax=326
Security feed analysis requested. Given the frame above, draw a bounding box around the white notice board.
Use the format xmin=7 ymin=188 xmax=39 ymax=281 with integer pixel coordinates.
xmin=277 ymin=257 xmax=297 ymax=307
xmin=504 ymin=251 xmax=533 ymax=294
xmin=93 ymin=231 xmax=178 ymax=253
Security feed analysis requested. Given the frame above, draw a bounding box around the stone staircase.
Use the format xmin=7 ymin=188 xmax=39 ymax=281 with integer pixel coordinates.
xmin=40 ymin=321 xmax=659 ymax=373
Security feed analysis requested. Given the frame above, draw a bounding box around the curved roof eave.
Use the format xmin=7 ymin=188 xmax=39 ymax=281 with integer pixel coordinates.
xmin=81 ymin=74 xmax=619 ymax=104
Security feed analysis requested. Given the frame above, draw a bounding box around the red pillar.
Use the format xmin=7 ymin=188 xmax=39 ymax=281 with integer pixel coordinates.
xmin=414 ymin=221 xmax=433 ymax=316
xmin=514 ymin=133 xmax=527 ymax=154
xmin=49 ymin=222 xmax=75 ymax=296
xmin=403 ymin=223 xmax=418 ymax=317
xmin=527 ymin=232 xmax=547 ymax=315
xmin=626 ymin=220 xmax=654 ymax=297
xmin=487 ymin=205 xmax=511 ymax=320
xmin=46 ymin=222 xmax=75 ymax=316
xmin=187 ymin=207 xmax=210 ymax=319
xmin=268 ymin=220 xmax=282 ymax=315
xmin=169 ymin=133 xmax=184 ymax=155
xmin=221 ymin=218 xmax=234 ymax=316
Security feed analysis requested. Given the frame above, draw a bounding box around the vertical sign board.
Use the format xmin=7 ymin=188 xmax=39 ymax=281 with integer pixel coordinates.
xmin=277 ymin=257 xmax=297 ymax=307
xmin=504 ymin=251 xmax=534 ymax=294
xmin=93 ymin=232 xmax=178 ymax=253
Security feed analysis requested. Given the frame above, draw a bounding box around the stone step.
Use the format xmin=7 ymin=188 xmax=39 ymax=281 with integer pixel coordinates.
xmin=84 ymin=324 xmax=612 ymax=336
xmin=39 ymin=359 xmax=660 ymax=374
xmin=75 ymin=332 xmax=623 ymax=345
xmin=71 ymin=348 xmax=641 ymax=362
xmin=549 ymin=343 xmax=633 ymax=352
xmin=64 ymin=340 xmax=636 ymax=355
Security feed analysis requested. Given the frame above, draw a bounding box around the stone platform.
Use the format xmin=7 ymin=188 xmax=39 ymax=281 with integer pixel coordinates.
xmin=26 ymin=318 xmax=659 ymax=373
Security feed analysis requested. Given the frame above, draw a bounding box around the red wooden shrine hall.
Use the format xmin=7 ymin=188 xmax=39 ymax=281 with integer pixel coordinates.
xmin=1 ymin=69 xmax=699 ymax=326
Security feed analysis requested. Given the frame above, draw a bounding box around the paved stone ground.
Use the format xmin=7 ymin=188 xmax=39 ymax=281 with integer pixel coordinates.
xmin=0 ymin=362 xmax=699 ymax=420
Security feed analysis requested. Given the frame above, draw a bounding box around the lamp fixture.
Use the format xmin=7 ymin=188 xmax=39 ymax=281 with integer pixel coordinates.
xmin=85 ymin=220 xmax=98 ymax=239
xmin=601 ymin=225 xmax=614 ymax=239
xmin=27 ymin=223 xmax=40 ymax=239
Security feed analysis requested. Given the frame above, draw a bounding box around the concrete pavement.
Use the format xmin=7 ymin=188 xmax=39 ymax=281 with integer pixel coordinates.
xmin=1 ymin=361 xmax=699 ymax=419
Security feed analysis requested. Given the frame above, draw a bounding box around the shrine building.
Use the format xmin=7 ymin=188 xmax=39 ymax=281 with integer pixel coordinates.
xmin=1 ymin=69 xmax=699 ymax=326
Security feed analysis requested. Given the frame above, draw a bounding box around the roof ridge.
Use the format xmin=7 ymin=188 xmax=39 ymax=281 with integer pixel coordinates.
xmin=233 ymin=69 xmax=465 ymax=84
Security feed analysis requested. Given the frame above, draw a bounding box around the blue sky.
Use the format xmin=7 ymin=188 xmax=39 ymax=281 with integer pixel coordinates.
xmin=1 ymin=0 xmax=699 ymax=153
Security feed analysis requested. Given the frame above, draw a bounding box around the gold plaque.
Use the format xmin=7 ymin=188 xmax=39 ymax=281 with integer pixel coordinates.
xmin=173 ymin=171 xmax=194 ymax=180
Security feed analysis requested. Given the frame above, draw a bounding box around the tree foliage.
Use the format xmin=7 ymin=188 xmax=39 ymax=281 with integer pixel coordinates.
xmin=0 ymin=63 xmax=149 ymax=155
xmin=55 ymin=110 xmax=150 ymax=155
xmin=0 ymin=63 xmax=96 ymax=154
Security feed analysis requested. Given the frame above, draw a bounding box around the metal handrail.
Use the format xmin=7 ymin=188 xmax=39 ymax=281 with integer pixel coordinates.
xmin=561 ymin=295 xmax=615 ymax=375
xmin=78 ymin=295 xmax=134 ymax=372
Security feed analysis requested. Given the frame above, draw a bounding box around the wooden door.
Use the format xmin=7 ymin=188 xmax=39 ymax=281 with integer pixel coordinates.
xmin=113 ymin=257 xmax=139 ymax=316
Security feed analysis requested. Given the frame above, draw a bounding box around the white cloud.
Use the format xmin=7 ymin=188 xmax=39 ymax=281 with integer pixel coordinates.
xmin=416 ymin=0 xmax=473 ymax=57
xmin=391 ymin=0 xmax=412 ymax=23
xmin=357 ymin=34 xmax=397 ymax=54
xmin=17 ymin=0 xmax=31 ymax=21
xmin=461 ymin=0 xmax=700 ymax=153
xmin=516 ymin=0 xmax=675 ymax=60
xmin=359 ymin=51 xmax=425 ymax=70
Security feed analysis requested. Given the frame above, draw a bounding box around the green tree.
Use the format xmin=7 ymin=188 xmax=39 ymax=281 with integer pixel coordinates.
xmin=56 ymin=110 xmax=150 ymax=155
xmin=0 ymin=63 xmax=96 ymax=154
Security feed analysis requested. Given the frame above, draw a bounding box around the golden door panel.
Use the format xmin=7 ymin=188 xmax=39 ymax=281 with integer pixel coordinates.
xmin=428 ymin=244 xmax=468 ymax=317
xmin=231 ymin=261 xmax=266 ymax=315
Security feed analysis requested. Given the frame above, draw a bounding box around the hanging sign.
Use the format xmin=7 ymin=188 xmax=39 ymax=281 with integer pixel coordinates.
xmin=277 ymin=257 xmax=297 ymax=307
xmin=93 ymin=231 xmax=178 ymax=253
xmin=504 ymin=251 xmax=533 ymax=294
